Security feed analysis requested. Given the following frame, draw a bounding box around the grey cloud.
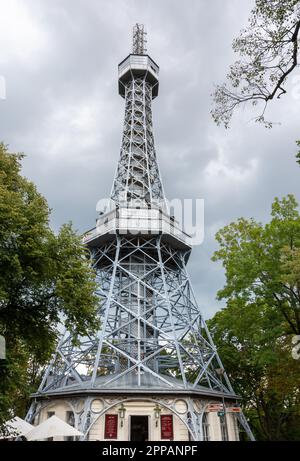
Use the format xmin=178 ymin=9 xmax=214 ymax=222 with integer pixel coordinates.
xmin=0 ymin=0 xmax=299 ymax=318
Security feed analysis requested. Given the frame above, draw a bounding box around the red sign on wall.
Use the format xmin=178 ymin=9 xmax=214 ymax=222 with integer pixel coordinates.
xmin=227 ymin=407 xmax=241 ymax=413
xmin=161 ymin=415 xmax=173 ymax=440
xmin=104 ymin=414 xmax=118 ymax=439
xmin=207 ymin=403 xmax=223 ymax=412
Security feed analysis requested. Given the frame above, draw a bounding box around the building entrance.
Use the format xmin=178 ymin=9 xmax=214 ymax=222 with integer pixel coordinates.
xmin=130 ymin=415 xmax=149 ymax=441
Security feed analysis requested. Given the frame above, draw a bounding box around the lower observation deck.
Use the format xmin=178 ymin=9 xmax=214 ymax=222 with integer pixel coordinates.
xmin=83 ymin=206 xmax=192 ymax=250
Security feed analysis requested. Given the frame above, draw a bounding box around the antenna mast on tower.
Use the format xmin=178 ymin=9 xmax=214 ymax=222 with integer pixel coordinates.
xmin=132 ymin=23 xmax=147 ymax=54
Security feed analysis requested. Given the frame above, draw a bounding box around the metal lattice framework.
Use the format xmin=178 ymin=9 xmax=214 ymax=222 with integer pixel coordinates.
xmin=111 ymin=77 xmax=166 ymax=208
xmin=36 ymin=235 xmax=233 ymax=395
xmin=27 ymin=25 xmax=255 ymax=441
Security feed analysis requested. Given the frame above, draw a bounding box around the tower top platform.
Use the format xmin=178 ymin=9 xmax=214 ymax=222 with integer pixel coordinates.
xmin=118 ymin=54 xmax=159 ymax=98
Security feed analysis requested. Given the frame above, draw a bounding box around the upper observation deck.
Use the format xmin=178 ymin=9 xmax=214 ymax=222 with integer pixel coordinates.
xmin=118 ymin=54 xmax=159 ymax=98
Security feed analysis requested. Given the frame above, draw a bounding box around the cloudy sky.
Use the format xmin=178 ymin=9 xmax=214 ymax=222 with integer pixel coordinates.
xmin=1 ymin=0 xmax=300 ymax=319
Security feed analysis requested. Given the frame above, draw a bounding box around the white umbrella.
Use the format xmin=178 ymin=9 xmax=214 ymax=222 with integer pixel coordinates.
xmin=25 ymin=415 xmax=83 ymax=441
xmin=2 ymin=416 xmax=34 ymax=438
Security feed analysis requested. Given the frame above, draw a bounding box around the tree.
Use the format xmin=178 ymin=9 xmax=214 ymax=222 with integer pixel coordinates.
xmin=213 ymin=195 xmax=300 ymax=335
xmin=208 ymin=299 xmax=300 ymax=440
xmin=209 ymin=195 xmax=300 ymax=440
xmin=211 ymin=0 xmax=300 ymax=128
xmin=0 ymin=143 xmax=99 ymax=427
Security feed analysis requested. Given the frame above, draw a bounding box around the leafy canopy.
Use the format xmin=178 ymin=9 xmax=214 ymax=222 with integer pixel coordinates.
xmin=211 ymin=0 xmax=300 ymax=128
xmin=209 ymin=194 xmax=300 ymax=440
xmin=208 ymin=298 xmax=300 ymax=440
xmin=0 ymin=143 xmax=99 ymax=425
xmin=213 ymin=194 xmax=300 ymax=335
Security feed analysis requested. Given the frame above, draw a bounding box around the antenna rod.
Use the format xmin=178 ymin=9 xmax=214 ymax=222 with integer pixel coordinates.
xmin=132 ymin=23 xmax=147 ymax=55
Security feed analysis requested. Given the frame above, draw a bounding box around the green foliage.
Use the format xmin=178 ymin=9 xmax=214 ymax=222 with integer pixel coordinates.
xmin=213 ymin=195 xmax=300 ymax=335
xmin=0 ymin=143 xmax=99 ymax=427
xmin=211 ymin=0 xmax=300 ymax=128
xmin=210 ymin=195 xmax=300 ymax=440
xmin=208 ymin=299 xmax=300 ymax=440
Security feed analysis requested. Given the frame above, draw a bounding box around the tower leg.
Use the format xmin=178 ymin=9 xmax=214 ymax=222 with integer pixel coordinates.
xmin=237 ymin=412 xmax=256 ymax=441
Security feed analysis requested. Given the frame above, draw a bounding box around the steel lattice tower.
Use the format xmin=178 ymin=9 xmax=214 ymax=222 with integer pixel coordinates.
xmin=27 ymin=24 xmax=254 ymax=441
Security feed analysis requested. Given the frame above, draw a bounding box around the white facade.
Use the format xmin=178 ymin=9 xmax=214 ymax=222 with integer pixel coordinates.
xmin=33 ymin=396 xmax=239 ymax=441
